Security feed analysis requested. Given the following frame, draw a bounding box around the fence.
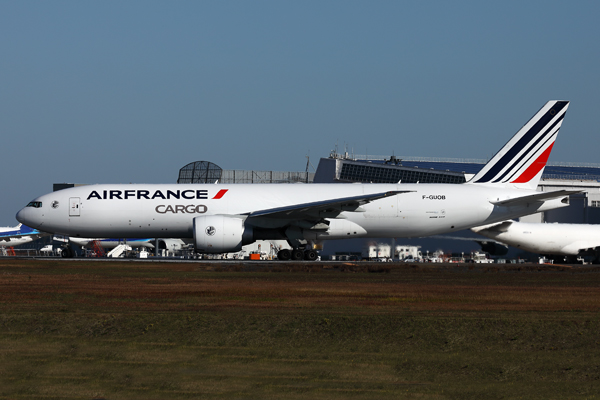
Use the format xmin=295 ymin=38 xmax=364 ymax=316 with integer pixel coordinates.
xmin=220 ymin=170 xmax=314 ymax=184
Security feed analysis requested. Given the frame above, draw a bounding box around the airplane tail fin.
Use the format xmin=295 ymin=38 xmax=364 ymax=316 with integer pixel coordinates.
xmin=467 ymin=101 xmax=569 ymax=190
xmin=19 ymin=224 xmax=37 ymax=234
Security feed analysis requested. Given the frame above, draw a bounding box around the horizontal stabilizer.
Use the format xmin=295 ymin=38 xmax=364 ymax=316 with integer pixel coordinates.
xmin=490 ymin=190 xmax=581 ymax=206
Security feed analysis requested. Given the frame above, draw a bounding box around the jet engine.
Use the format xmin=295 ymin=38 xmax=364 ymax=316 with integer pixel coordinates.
xmin=193 ymin=215 xmax=253 ymax=253
xmin=157 ymin=239 xmax=185 ymax=252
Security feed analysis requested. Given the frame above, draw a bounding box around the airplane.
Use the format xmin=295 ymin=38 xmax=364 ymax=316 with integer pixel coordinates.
xmin=472 ymin=220 xmax=600 ymax=263
xmin=0 ymin=223 xmax=47 ymax=248
xmin=52 ymin=236 xmax=187 ymax=258
xmin=16 ymin=100 xmax=580 ymax=261
xmin=56 ymin=236 xmax=157 ymax=249
xmin=432 ymin=234 xmax=510 ymax=256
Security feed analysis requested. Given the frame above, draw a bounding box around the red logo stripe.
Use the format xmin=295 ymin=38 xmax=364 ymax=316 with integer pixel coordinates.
xmin=511 ymin=142 xmax=554 ymax=184
xmin=212 ymin=189 xmax=228 ymax=199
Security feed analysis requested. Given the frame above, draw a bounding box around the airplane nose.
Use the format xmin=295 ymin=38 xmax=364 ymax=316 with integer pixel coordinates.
xmin=16 ymin=207 xmax=37 ymax=228
xmin=16 ymin=208 xmax=28 ymax=224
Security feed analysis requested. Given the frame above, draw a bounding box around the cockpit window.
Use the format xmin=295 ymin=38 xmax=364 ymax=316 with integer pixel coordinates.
xmin=26 ymin=201 xmax=42 ymax=208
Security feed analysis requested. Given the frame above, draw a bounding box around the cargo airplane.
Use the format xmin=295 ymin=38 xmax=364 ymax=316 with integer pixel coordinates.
xmin=472 ymin=221 xmax=600 ymax=263
xmin=17 ymin=101 xmax=579 ymax=260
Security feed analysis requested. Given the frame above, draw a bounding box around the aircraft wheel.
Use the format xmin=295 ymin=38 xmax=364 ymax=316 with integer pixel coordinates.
xmin=277 ymin=249 xmax=291 ymax=261
xmin=304 ymin=250 xmax=318 ymax=261
xmin=62 ymin=247 xmax=74 ymax=258
xmin=291 ymin=249 xmax=304 ymax=261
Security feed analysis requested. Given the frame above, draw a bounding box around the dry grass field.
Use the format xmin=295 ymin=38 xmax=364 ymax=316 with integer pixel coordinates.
xmin=1 ymin=258 xmax=600 ymax=399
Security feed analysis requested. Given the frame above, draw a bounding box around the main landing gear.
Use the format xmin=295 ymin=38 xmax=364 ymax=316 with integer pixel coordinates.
xmin=277 ymin=248 xmax=318 ymax=261
xmin=61 ymin=246 xmax=75 ymax=258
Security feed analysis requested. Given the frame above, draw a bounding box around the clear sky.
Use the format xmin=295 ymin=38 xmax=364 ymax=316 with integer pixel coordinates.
xmin=1 ymin=1 xmax=599 ymax=226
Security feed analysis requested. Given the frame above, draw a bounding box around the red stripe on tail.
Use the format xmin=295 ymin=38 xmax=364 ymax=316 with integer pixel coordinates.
xmin=511 ymin=142 xmax=554 ymax=184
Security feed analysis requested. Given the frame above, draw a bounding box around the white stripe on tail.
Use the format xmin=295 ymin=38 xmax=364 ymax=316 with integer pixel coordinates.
xmin=468 ymin=100 xmax=569 ymax=190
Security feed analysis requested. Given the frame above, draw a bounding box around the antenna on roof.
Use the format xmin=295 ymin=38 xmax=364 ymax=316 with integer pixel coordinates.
xmin=305 ymin=154 xmax=316 ymax=173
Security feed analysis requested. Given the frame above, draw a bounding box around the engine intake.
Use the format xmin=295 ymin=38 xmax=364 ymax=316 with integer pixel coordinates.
xmin=193 ymin=215 xmax=253 ymax=253
xmin=157 ymin=239 xmax=184 ymax=252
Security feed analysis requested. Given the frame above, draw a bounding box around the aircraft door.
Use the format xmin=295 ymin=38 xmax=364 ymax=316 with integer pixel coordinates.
xmin=69 ymin=197 xmax=81 ymax=216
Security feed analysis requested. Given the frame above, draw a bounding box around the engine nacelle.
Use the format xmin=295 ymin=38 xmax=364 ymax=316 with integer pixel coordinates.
xmin=157 ymin=239 xmax=185 ymax=252
xmin=193 ymin=215 xmax=253 ymax=253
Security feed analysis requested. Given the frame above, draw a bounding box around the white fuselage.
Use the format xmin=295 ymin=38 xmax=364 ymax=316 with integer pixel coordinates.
xmin=16 ymin=183 xmax=566 ymax=241
xmin=473 ymin=221 xmax=600 ymax=256
xmin=67 ymin=237 xmax=155 ymax=249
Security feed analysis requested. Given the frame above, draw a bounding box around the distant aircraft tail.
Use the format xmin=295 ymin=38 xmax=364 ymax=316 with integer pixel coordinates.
xmin=19 ymin=224 xmax=38 ymax=234
xmin=467 ymin=100 xmax=569 ymax=190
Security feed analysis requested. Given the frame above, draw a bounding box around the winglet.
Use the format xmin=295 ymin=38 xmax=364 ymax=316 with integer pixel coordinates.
xmin=468 ymin=101 xmax=569 ymax=190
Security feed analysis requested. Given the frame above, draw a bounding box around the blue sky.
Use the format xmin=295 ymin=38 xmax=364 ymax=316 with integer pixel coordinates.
xmin=1 ymin=1 xmax=599 ymax=225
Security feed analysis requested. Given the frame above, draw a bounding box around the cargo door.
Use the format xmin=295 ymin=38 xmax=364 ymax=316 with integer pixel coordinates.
xmin=69 ymin=197 xmax=81 ymax=217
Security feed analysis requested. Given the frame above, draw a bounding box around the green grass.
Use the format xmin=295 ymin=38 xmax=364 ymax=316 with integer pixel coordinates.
xmin=1 ymin=259 xmax=600 ymax=399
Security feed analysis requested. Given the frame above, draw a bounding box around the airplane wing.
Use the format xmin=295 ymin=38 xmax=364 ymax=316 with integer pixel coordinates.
xmin=0 ymin=225 xmax=45 ymax=239
xmin=431 ymin=235 xmax=509 ymax=255
xmin=432 ymin=234 xmax=509 ymax=247
xmin=578 ymin=245 xmax=600 ymax=259
xmin=490 ymin=190 xmax=582 ymax=206
xmin=470 ymin=220 xmax=514 ymax=233
xmin=244 ymin=190 xmax=411 ymax=221
xmin=0 ymin=233 xmax=47 ymax=242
